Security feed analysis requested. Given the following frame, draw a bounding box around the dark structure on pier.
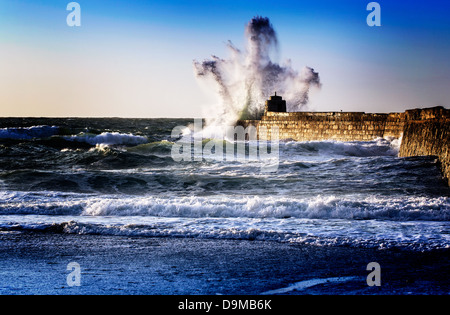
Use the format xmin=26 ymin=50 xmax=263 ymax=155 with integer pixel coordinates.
xmin=265 ymin=92 xmax=286 ymax=112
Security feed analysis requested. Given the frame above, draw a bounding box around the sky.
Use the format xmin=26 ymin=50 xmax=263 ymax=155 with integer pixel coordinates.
xmin=0 ymin=0 xmax=449 ymax=117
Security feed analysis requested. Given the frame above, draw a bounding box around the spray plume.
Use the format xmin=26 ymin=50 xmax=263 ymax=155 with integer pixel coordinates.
xmin=193 ymin=16 xmax=321 ymax=127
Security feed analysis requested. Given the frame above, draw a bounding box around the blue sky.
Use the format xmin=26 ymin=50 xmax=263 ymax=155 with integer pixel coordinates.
xmin=1 ymin=0 xmax=449 ymax=117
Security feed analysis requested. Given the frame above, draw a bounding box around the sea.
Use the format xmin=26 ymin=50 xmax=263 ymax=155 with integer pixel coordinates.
xmin=0 ymin=117 xmax=449 ymax=252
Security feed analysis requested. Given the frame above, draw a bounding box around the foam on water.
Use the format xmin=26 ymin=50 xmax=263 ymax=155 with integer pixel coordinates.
xmin=1 ymin=191 xmax=448 ymax=221
xmin=65 ymin=132 xmax=148 ymax=146
xmin=0 ymin=214 xmax=448 ymax=251
xmin=0 ymin=191 xmax=448 ymax=251
xmin=281 ymin=137 xmax=400 ymax=160
xmin=261 ymin=276 xmax=359 ymax=294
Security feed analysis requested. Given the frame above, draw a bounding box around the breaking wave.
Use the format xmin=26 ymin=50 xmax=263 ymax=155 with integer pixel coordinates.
xmin=0 ymin=125 xmax=59 ymax=140
xmin=65 ymin=132 xmax=148 ymax=146
xmin=281 ymin=137 xmax=401 ymax=158
xmin=1 ymin=191 xmax=448 ymax=221
xmin=1 ymin=215 xmax=448 ymax=251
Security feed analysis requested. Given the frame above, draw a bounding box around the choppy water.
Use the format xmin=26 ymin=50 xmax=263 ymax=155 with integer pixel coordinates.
xmin=0 ymin=118 xmax=449 ymax=251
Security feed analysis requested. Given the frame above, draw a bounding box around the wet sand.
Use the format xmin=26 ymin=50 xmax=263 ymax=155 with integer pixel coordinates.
xmin=0 ymin=231 xmax=448 ymax=295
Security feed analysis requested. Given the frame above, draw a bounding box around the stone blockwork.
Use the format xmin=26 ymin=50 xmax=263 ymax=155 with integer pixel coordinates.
xmin=237 ymin=106 xmax=449 ymax=185
xmin=239 ymin=111 xmax=404 ymax=142
xmin=399 ymin=107 xmax=450 ymax=186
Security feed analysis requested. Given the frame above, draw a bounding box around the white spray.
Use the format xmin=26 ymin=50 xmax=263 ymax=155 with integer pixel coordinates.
xmin=193 ymin=16 xmax=321 ymax=127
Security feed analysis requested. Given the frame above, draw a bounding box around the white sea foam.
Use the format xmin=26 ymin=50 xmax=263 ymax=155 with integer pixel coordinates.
xmin=82 ymin=195 xmax=450 ymax=221
xmin=281 ymin=138 xmax=400 ymax=159
xmin=0 ymin=214 xmax=448 ymax=251
xmin=66 ymin=132 xmax=148 ymax=146
xmin=261 ymin=276 xmax=359 ymax=294
xmin=1 ymin=191 xmax=448 ymax=221
xmin=1 ymin=191 xmax=449 ymax=251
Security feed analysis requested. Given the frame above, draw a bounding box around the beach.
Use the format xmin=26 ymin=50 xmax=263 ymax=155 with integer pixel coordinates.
xmin=1 ymin=231 xmax=448 ymax=295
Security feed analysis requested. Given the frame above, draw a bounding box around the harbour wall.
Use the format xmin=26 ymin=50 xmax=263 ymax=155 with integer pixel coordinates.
xmin=398 ymin=107 xmax=450 ymax=186
xmin=237 ymin=106 xmax=450 ymax=185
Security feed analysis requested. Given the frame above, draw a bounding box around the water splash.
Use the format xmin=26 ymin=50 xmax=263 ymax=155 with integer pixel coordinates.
xmin=193 ymin=16 xmax=321 ymax=127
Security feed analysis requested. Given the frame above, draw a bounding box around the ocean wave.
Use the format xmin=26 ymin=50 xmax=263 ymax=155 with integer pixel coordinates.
xmin=1 ymin=192 xmax=448 ymax=221
xmin=126 ymin=140 xmax=174 ymax=155
xmin=0 ymin=125 xmax=59 ymax=140
xmin=281 ymin=138 xmax=400 ymax=159
xmin=0 ymin=217 xmax=448 ymax=251
xmin=65 ymin=132 xmax=148 ymax=146
xmin=81 ymin=195 xmax=450 ymax=221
